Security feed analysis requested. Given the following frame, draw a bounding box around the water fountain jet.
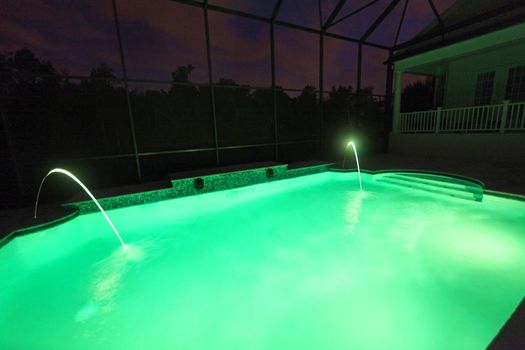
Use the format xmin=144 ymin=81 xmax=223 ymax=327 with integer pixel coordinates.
xmin=34 ymin=168 xmax=128 ymax=250
xmin=342 ymin=141 xmax=362 ymax=191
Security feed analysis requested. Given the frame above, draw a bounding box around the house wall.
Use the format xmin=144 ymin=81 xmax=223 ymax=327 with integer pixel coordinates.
xmin=389 ymin=24 xmax=525 ymax=164
xmin=444 ymin=41 xmax=525 ymax=108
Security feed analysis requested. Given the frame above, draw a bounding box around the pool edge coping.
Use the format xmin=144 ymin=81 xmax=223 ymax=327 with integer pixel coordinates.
xmin=0 ymin=209 xmax=79 ymax=248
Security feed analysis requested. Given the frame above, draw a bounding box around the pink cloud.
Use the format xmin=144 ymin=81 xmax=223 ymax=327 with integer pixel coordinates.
xmin=275 ymin=27 xmax=319 ymax=89
xmin=1 ymin=0 xmax=393 ymax=93
xmin=324 ymin=37 xmax=358 ymax=89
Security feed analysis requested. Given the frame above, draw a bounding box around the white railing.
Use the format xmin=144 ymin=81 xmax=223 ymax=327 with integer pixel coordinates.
xmin=399 ymin=100 xmax=525 ymax=133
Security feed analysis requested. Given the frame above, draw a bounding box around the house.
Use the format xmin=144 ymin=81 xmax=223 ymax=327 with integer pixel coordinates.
xmin=389 ymin=0 xmax=525 ymax=162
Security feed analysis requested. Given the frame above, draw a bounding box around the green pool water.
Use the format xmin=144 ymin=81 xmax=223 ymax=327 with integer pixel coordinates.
xmin=1 ymin=172 xmax=525 ymax=350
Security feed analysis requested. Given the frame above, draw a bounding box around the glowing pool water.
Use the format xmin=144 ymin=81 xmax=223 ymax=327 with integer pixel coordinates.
xmin=1 ymin=172 xmax=524 ymax=350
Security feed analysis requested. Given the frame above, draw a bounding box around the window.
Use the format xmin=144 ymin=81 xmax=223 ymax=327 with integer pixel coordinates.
xmin=505 ymin=65 xmax=525 ymax=102
xmin=474 ymin=71 xmax=494 ymax=105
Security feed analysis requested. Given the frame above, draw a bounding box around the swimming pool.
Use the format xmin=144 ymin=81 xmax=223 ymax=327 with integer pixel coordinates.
xmin=1 ymin=171 xmax=524 ymax=349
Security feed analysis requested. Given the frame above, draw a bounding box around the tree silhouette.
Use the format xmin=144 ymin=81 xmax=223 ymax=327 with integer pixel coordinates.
xmin=1 ymin=48 xmax=387 ymax=209
xmin=325 ymin=86 xmax=356 ymax=125
xmin=401 ymin=78 xmax=434 ymax=112
xmin=171 ymin=64 xmax=194 ymax=83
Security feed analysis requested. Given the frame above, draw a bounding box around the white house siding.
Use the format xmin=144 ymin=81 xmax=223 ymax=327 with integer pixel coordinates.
xmin=445 ymin=41 xmax=525 ymax=108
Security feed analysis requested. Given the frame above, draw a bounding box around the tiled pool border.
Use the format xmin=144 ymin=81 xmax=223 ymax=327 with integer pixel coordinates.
xmin=64 ymin=163 xmax=331 ymax=214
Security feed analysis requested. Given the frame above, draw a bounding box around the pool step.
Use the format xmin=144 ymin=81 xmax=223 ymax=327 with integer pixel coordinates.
xmin=389 ymin=173 xmax=483 ymax=194
xmin=376 ymin=173 xmax=483 ymax=202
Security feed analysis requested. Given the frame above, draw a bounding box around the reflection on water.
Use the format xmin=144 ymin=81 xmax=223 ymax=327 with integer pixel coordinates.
xmin=2 ymin=173 xmax=524 ymax=350
xmin=344 ymin=191 xmax=367 ymax=235
xmin=75 ymin=240 xmax=151 ymax=322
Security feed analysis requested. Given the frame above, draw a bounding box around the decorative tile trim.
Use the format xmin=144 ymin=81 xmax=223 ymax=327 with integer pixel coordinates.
xmin=65 ymin=164 xmax=330 ymax=214
xmin=285 ymin=164 xmax=330 ymax=178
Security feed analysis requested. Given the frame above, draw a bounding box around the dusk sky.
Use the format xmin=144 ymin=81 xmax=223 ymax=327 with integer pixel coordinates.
xmin=0 ymin=0 xmax=456 ymax=94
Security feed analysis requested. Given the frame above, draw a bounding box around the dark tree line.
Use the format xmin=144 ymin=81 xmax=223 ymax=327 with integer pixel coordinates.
xmin=0 ymin=49 xmax=386 ymax=209
xmin=401 ymin=77 xmax=435 ymax=112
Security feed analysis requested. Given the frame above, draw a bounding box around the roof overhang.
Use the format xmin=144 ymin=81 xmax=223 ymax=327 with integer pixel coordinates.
xmin=394 ymin=22 xmax=525 ymax=72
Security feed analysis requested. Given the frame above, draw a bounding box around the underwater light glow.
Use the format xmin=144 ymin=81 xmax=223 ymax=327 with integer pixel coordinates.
xmin=2 ymin=172 xmax=525 ymax=349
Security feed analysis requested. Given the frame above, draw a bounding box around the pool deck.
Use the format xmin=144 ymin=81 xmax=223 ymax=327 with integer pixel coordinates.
xmin=487 ymin=297 xmax=525 ymax=350
xmin=0 ymin=156 xmax=524 ymax=348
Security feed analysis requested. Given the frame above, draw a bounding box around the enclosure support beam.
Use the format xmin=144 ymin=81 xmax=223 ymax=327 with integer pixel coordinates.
xmin=270 ymin=26 xmax=278 ymax=161
xmin=270 ymin=0 xmax=282 ymax=161
xmin=384 ymin=50 xmax=394 ymax=150
xmin=385 ymin=51 xmax=394 ymax=119
xmin=272 ymin=0 xmax=283 ymax=20
xmin=427 ymin=0 xmax=445 ymax=42
xmin=203 ymin=0 xmax=220 ymax=164
xmin=392 ymin=69 xmax=403 ymax=133
xmin=356 ymin=43 xmax=362 ymax=127
xmin=427 ymin=0 xmax=444 ymax=29
xmin=329 ymin=0 xmax=380 ymax=28
xmin=323 ymin=0 xmax=347 ymax=29
xmin=1 ymin=112 xmax=24 ymax=196
xmin=169 ymin=0 xmax=391 ymax=50
xmin=357 ymin=44 xmax=362 ymax=92
xmin=112 ymin=0 xmax=142 ymax=181
xmin=318 ymin=0 xmax=326 ymax=156
xmin=319 ymin=32 xmax=325 ymax=157
xmin=361 ymin=0 xmax=401 ymax=41
xmin=394 ymin=0 xmax=409 ymax=47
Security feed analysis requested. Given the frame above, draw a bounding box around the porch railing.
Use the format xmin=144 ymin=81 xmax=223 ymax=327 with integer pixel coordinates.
xmin=399 ymin=100 xmax=525 ymax=133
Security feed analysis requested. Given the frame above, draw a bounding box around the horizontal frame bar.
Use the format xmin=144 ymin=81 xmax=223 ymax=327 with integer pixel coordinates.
xmin=15 ymin=139 xmax=323 ymax=166
xmin=4 ymin=72 xmax=331 ymax=94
